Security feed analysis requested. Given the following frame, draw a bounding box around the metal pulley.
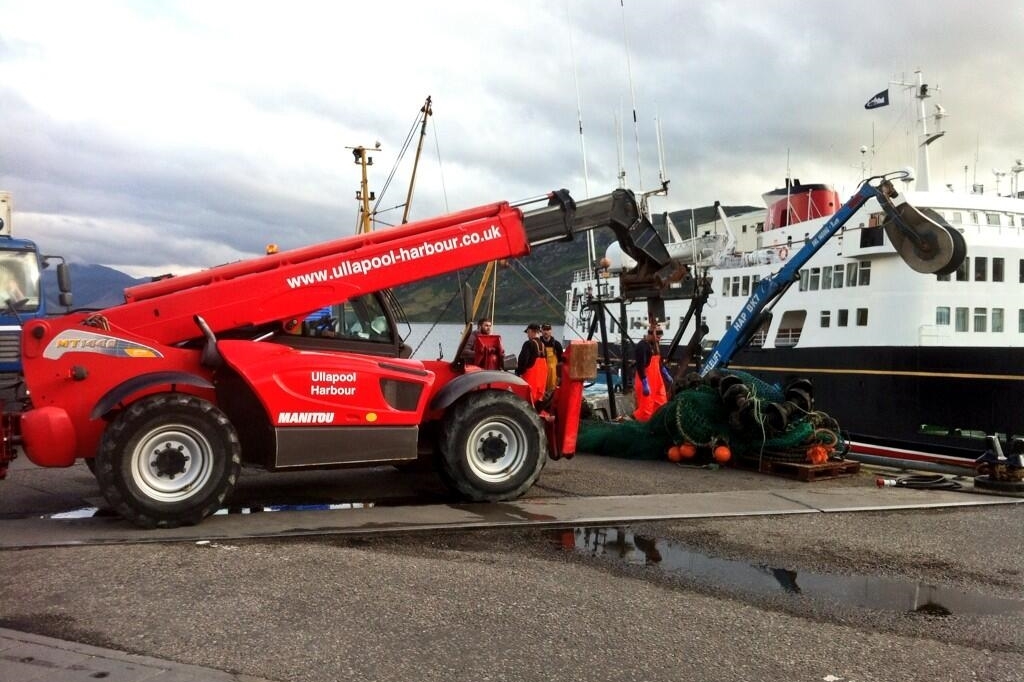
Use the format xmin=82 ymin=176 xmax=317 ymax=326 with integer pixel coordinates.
xmin=880 ymin=198 xmax=967 ymax=276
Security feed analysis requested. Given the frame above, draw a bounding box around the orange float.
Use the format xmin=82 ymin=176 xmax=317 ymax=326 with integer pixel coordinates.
xmin=712 ymin=444 xmax=732 ymax=464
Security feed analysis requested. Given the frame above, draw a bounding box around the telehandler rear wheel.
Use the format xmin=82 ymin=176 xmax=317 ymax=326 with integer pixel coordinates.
xmin=95 ymin=393 xmax=241 ymax=529
xmin=439 ymin=391 xmax=545 ymax=501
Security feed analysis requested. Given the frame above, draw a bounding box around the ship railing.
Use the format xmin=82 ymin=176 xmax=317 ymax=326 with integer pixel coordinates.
xmin=774 ymin=327 xmax=801 ymax=347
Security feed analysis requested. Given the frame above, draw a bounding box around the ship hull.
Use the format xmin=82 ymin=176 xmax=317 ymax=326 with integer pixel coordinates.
xmin=726 ymin=344 xmax=1023 ymax=460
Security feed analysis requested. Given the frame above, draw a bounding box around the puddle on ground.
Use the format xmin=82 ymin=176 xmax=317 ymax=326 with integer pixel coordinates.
xmin=557 ymin=527 xmax=1024 ymax=617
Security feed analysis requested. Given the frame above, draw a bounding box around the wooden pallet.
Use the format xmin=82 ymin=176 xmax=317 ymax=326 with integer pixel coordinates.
xmin=740 ymin=457 xmax=861 ymax=482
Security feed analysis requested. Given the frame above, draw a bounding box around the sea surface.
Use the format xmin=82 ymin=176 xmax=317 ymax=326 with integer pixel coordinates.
xmin=401 ymin=322 xmax=568 ymax=361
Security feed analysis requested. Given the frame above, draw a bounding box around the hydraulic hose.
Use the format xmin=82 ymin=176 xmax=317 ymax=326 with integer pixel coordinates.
xmin=876 ymin=474 xmax=963 ymax=491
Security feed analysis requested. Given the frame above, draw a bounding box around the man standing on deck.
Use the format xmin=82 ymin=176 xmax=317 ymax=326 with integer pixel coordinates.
xmin=539 ymin=323 xmax=564 ymax=390
xmin=633 ymin=326 xmax=672 ymax=421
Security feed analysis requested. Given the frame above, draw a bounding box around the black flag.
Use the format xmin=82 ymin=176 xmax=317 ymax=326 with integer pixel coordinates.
xmin=864 ymin=89 xmax=889 ymax=110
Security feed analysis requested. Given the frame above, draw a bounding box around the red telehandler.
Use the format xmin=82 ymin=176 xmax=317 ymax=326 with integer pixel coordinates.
xmin=0 ymin=188 xmax=674 ymax=528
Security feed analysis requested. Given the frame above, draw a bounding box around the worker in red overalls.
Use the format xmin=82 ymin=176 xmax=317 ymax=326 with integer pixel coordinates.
xmin=471 ymin=317 xmax=505 ymax=370
xmin=516 ymin=322 xmax=548 ymax=405
xmin=633 ymin=326 xmax=672 ymax=421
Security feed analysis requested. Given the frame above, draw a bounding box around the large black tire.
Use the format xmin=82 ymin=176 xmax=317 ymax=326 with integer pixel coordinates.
xmin=438 ymin=391 xmax=546 ymax=501
xmin=95 ymin=393 xmax=241 ymax=529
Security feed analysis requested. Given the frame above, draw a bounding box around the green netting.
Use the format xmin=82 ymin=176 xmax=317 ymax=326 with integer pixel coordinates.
xmin=576 ymin=370 xmax=843 ymax=462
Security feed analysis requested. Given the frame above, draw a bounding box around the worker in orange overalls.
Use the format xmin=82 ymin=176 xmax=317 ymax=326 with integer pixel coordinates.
xmin=633 ymin=326 xmax=672 ymax=421
xmin=516 ymin=323 xmax=548 ymax=405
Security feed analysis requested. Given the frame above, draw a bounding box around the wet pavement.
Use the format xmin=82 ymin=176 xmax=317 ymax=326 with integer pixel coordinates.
xmin=1 ymin=453 xmax=1022 ymax=682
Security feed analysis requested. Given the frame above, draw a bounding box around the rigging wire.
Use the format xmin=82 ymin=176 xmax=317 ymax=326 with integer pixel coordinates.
xmin=371 ymin=110 xmax=423 ymax=225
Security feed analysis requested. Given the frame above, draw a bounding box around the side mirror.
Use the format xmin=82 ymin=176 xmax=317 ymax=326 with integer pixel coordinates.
xmin=57 ymin=262 xmax=72 ymax=294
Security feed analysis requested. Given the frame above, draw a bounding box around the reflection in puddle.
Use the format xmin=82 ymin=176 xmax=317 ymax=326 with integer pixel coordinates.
xmin=559 ymin=527 xmax=1024 ymax=617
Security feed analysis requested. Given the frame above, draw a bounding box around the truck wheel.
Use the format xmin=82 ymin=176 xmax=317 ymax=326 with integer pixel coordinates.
xmin=439 ymin=391 xmax=546 ymax=501
xmin=95 ymin=393 xmax=241 ymax=529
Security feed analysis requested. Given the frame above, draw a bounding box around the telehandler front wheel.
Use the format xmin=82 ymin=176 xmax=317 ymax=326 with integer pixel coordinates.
xmin=439 ymin=391 xmax=546 ymax=501
xmin=95 ymin=393 xmax=241 ymax=529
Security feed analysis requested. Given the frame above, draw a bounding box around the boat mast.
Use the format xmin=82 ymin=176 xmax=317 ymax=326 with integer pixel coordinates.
xmin=349 ymin=143 xmax=379 ymax=234
xmin=565 ymin=0 xmax=595 ymax=265
xmin=906 ymin=70 xmax=943 ymax=191
xmin=401 ymin=96 xmax=433 ymax=225
xmin=620 ymin=0 xmax=643 ymax=190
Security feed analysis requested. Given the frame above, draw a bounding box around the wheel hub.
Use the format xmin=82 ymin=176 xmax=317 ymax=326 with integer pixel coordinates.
xmin=478 ymin=431 xmax=508 ymax=463
xmin=152 ymin=443 xmax=190 ymax=479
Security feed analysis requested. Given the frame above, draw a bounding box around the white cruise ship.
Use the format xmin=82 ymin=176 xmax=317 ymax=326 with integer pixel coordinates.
xmin=564 ymin=74 xmax=1024 ymax=463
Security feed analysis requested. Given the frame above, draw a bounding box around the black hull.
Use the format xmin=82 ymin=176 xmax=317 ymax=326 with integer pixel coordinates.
xmin=726 ymin=345 xmax=1024 ymax=459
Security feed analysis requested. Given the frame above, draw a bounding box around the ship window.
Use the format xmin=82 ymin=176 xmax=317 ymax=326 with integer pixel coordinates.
xmin=970 ymin=211 xmax=980 ymax=224
xmin=820 ymin=310 xmax=831 ymax=327
xmin=822 ymin=266 xmax=833 ymax=290
xmin=799 ymin=269 xmax=809 ymax=291
xmin=993 ymin=257 xmax=1004 ymax=282
xmin=741 ymin=275 xmax=750 ymax=296
xmin=757 ymin=222 xmax=765 ymax=232
xmin=937 ymin=271 xmax=950 ymax=282
xmin=721 ymin=277 xmax=730 ymax=297
xmin=856 ymin=308 xmax=868 ymax=326
xmin=832 ymin=264 xmax=844 ymax=288
xmin=725 ymin=316 xmax=732 ymax=331
xmin=951 ymin=211 xmax=963 ymax=223
xmin=775 ymin=310 xmax=806 ymax=347
xmin=858 ymin=261 xmax=871 ymax=286
xmin=975 ymin=257 xmax=987 ymax=281
xmin=752 ymin=274 xmax=760 ymax=287
xmin=860 ymin=226 xmax=884 ymax=247
xmin=985 ymin=212 xmax=1000 ymax=226
xmin=993 ymin=308 xmax=1005 ymax=332
xmin=837 ymin=309 xmax=849 ymax=327
xmin=731 ymin=278 xmax=740 ymax=296
xmin=1020 ymin=259 xmax=1024 ymax=283
xmin=936 ymin=307 xmax=950 ymax=325
xmin=974 ymin=308 xmax=987 ymax=332
xmin=809 ymin=268 xmax=820 ymax=290
xmin=846 ymin=262 xmax=858 ymax=287
xmin=1019 ymin=309 xmax=1024 ymax=333
xmin=955 ymin=307 xmax=969 ymax=331
xmin=956 ymin=258 xmax=970 ymax=282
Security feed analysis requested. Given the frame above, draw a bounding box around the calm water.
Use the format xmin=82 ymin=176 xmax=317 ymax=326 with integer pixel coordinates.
xmin=402 ymin=322 xmax=569 ymax=360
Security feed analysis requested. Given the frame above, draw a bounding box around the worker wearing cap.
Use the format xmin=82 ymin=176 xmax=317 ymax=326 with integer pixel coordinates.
xmin=539 ymin=323 xmax=564 ymax=390
xmin=633 ymin=326 xmax=672 ymax=421
xmin=516 ymin=323 xmax=548 ymax=405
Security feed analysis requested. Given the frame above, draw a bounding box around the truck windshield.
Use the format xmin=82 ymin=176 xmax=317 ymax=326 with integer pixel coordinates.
xmin=0 ymin=250 xmax=40 ymax=312
xmin=302 ymin=293 xmax=393 ymax=344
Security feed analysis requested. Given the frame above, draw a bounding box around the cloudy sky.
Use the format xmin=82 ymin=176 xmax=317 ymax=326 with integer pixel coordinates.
xmin=2 ymin=0 xmax=1022 ymax=277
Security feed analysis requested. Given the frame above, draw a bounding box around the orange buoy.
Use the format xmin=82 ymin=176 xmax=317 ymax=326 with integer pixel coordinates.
xmin=678 ymin=443 xmax=697 ymax=459
xmin=667 ymin=445 xmax=682 ymax=462
xmin=712 ymin=444 xmax=732 ymax=464
xmin=806 ymin=445 xmax=829 ymax=465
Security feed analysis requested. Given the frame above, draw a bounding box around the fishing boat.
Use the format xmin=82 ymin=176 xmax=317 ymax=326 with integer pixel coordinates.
xmin=564 ymin=73 xmax=1024 ymax=465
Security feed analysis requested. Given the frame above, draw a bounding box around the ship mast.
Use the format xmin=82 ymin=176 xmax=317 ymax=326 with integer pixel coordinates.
xmin=349 ymin=143 xmax=379 ymax=234
xmin=906 ymin=70 xmax=944 ymax=191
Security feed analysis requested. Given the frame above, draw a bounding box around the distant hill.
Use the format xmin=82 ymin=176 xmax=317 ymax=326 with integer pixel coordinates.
xmin=42 ymin=263 xmax=147 ymax=311
xmin=44 ymin=203 xmax=757 ymax=322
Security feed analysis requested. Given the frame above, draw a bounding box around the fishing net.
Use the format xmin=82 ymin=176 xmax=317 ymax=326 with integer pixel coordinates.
xmin=576 ymin=370 xmax=844 ymax=464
